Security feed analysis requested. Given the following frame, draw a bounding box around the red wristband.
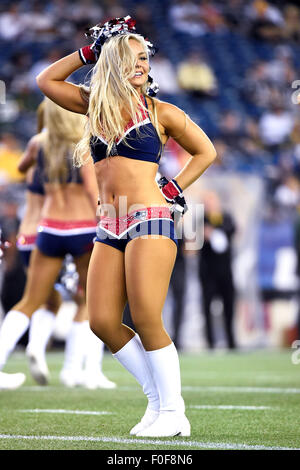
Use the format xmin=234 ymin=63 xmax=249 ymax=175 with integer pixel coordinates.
xmin=78 ymin=45 xmax=96 ymax=65
xmin=161 ymin=179 xmax=183 ymax=202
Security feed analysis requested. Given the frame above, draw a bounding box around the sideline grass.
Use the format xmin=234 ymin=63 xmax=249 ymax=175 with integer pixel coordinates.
xmin=0 ymin=349 xmax=299 ymax=450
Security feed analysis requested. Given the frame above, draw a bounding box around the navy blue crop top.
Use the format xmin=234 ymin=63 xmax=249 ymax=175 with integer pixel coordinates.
xmin=90 ymin=96 xmax=162 ymax=164
xmin=36 ymin=148 xmax=83 ymax=185
xmin=27 ymin=158 xmax=45 ymax=195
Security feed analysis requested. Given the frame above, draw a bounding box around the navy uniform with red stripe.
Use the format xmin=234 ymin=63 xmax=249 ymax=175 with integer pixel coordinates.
xmin=35 ymin=150 xmax=96 ymax=258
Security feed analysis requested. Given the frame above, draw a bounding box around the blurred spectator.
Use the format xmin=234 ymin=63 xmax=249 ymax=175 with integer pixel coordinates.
xmin=128 ymin=3 xmax=156 ymax=39
xmin=210 ymin=138 xmax=240 ymax=171
xmin=11 ymin=85 xmax=41 ymax=115
xmin=242 ymin=60 xmax=274 ymax=109
xmin=264 ymin=45 xmax=296 ymax=87
xmin=1 ymin=50 xmax=33 ymax=87
xmin=257 ymin=202 xmax=299 ymax=337
xmin=46 ymin=0 xmax=73 ymax=20
xmin=216 ymin=111 xmax=272 ymax=170
xmin=45 ymin=2 xmax=76 ymax=41
xmin=199 ymin=0 xmax=227 ymax=34
xmin=26 ymin=48 xmax=64 ymax=91
xmin=2 ymin=52 xmax=41 ymax=113
xmin=218 ymin=110 xmax=246 ymax=148
xmin=169 ymin=236 xmax=186 ymax=350
xmin=105 ymin=0 xmax=127 ymax=21
xmin=222 ymin=0 xmax=247 ymax=33
xmin=245 ymin=0 xmax=284 ymax=42
xmin=0 ymin=4 xmax=27 ymax=41
xmin=244 ymin=117 xmax=264 ymax=148
xmin=241 ymin=118 xmax=272 ymax=164
xmin=0 ymin=133 xmax=24 ymax=184
xmin=274 ymin=174 xmax=300 ymax=210
xmin=169 ymin=0 xmax=207 ymax=37
xmin=150 ymin=54 xmax=180 ymax=95
xmin=198 ymin=191 xmax=237 ymax=349
xmin=68 ymin=0 xmax=104 ymax=27
xmin=282 ymin=4 xmax=300 ymax=43
xmin=259 ymin=101 xmax=294 ymax=152
xmin=0 ymin=194 xmax=26 ymax=315
xmin=177 ymin=51 xmax=218 ymax=98
xmin=22 ymin=2 xmax=56 ymax=42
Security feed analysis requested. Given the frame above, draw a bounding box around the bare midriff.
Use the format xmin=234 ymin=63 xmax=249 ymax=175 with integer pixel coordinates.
xmin=41 ymin=183 xmax=96 ymax=220
xmin=18 ymin=192 xmax=45 ymax=235
xmin=94 ymin=156 xmax=169 ymax=218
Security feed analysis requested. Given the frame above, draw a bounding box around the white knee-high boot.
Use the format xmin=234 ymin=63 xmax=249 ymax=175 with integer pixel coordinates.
xmin=136 ymin=342 xmax=190 ymax=437
xmin=113 ymin=334 xmax=160 ymax=434
xmin=26 ymin=308 xmax=56 ymax=385
xmin=27 ymin=308 xmax=56 ymax=356
xmin=0 ymin=371 xmax=26 ymax=390
xmin=82 ymin=322 xmax=116 ymax=389
xmin=59 ymin=321 xmax=86 ymax=387
xmin=0 ymin=310 xmax=30 ymax=370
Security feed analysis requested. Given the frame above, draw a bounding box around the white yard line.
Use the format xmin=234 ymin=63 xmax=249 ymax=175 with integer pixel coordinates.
xmin=17 ymin=385 xmax=300 ymax=394
xmin=119 ymin=385 xmax=300 ymax=394
xmin=189 ymin=405 xmax=273 ymax=410
xmin=0 ymin=433 xmax=298 ymax=450
xmin=182 ymin=386 xmax=300 ymax=394
xmin=18 ymin=409 xmax=113 ymax=416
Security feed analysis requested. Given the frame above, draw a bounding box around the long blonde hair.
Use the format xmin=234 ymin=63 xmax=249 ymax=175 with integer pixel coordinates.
xmin=41 ymin=98 xmax=86 ymax=182
xmin=74 ymin=33 xmax=161 ymax=166
xmin=37 ymin=100 xmax=45 ymax=133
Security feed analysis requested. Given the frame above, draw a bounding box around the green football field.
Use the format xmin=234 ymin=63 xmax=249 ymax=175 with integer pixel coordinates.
xmin=0 ymin=348 xmax=300 ymax=451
